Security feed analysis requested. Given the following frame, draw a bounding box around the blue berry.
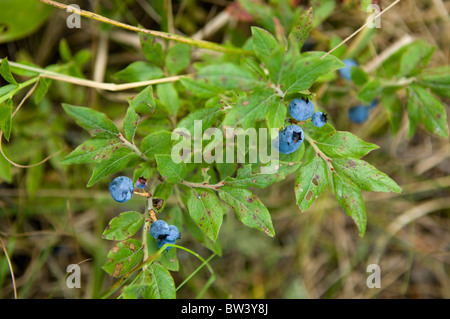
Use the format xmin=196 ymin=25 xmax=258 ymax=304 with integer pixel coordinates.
xmin=150 ymin=220 xmax=170 ymax=239
xmin=275 ymin=125 xmax=304 ymax=154
xmin=150 ymin=220 xmax=180 ymax=251
xmin=348 ymin=105 xmax=370 ymax=124
xmin=135 ymin=176 xmax=147 ymax=189
xmin=368 ymin=98 xmax=378 ymax=110
xmin=108 ymin=176 xmax=134 ymax=203
xmin=312 ymin=111 xmax=328 ymax=127
xmin=339 ymin=59 xmax=358 ymax=80
xmin=167 ymin=225 xmax=181 ymax=241
xmin=289 ymin=98 xmax=315 ymax=121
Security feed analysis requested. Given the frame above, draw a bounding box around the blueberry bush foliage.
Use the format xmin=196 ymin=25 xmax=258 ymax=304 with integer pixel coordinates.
xmin=1 ymin=0 xmax=449 ymax=298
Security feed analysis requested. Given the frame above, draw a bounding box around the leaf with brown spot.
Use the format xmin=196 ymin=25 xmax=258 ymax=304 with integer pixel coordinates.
xmin=187 ymin=188 xmax=223 ymax=241
xmin=102 ymin=239 xmax=143 ymax=278
xmin=295 ymin=155 xmax=328 ymax=212
xmin=225 ymin=162 xmax=300 ymax=189
xmin=61 ymin=137 xmax=122 ymax=165
xmin=333 ymin=172 xmax=367 ymax=237
xmin=218 ymin=186 xmax=275 ymax=237
xmin=288 ymin=7 xmax=313 ymax=53
xmin=333 ymin=158 xmax=402 ymax=193
xmin=102 ymin=211 xmax=144 ymax=241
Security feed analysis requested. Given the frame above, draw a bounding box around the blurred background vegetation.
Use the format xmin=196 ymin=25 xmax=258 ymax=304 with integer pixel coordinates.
xmin=0 ymin=0 xmax=449 ymax=298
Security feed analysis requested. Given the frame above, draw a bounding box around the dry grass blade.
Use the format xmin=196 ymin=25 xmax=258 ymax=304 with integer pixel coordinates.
xmin=0 ymin=238 xmax=17 ymax=299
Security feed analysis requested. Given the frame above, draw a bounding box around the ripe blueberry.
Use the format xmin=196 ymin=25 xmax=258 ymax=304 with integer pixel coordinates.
xmin=135 ymin=176 xmax=147 ymax=189
xmin=150 ymin=220 xmax=170 ymax=239
xmin=108 ymin=176 xmax=134 ymax=203
xmin=348 ymin=105 xmax=370 ymax=124
xmin=289 ymin=98 xmax=315 ymax=121
xmin=275 ymin=125 xmax=304 ymax=154
xmin=339 ymin=59 xmax=358 ymax=80
xmin=150 ymin=220 xmax=181 ymax=251
xmin=312 ymin=111 xmax=328 ymax=128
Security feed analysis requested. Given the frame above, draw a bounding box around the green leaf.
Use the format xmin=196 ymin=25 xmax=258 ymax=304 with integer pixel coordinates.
xmin=266 ymin=100 xmax=287 ymax=137
xmin=0 ymin=58 xmax=17 ymax=85
xmin=251 ymin=27 xmax=278 ymax=65
xmin=180 ymin=77 xmax=223 ymax=98
xmin=141 ymin=131 xmax=174 ymax=159
xmin=123 ymin=86 xmax=155 ymax=142
xmin=34 ymin=77 xmax=51 ymax=104
xmin=406 ymin=84 xmax=449 ymax=138
xmin=102 ymin=239 xmax=144 ymax=278
xmin=155 ymin=154 xmax=187 ymax=183
xmin=102 ymin=211 xmax=143 ymax=241
xmin=314 ymin=131 xmax=379 ymax=159
xmin=239 ymin=0 xmax=275 ymax=33
xmin=166 ymin=43 xmax=191 ymax=75
xmin=378 ymin=40 xmax=434 ymax=78
xmin=0 ymin=84 xmax=18 ymax=104
xmin=295 ymin=156 xmax=328 ymax=211
xmin=283 ymin=54 xmax=344 ymax=94
xmin=146 ymin=233 xmax=179 ymax=271
xmin=312 ymin=0 xmax=335 ymax=27
xmin=62 ymin=104 xmax=119 ymax=138
xmin=225 ymin=162 xmax=300 ymax=189
xmin=0 ymin=98 xmax=12 ymax=142
xmin=0 ymin=0 xmax=53 ymax=43
xmin=417 ymin=66 xmax=450 ymax=98
xmin=140 ymin=33 xmax=165 ymax=67
xmin=357 ymin=79 xmax=382 ymax=104
xmin=350 ymin=66 xmax=369 ymax=86
xmin=131 ymin=85 xmax=156 ymax=111
xmin=288 ymin=7 xmax=313 ymax=53
xmin=87 ymin=148 xmax=140 ymax=187
xmin=156 ymin=83 xmax=180 ymax=116
xmin=144 ymin=263 xmax=176 ymax=299
xmin=153 ymin=180 xmax=173 ymax=201
xmin=187 ymin=188 xmax=223 ymax=241
xmin=218 ymin=186 xmax=275 ymax=237
xmin=381 ymin=89 xmax=403 ymax=134
xmin=184 ymin=209 xmax=222 ymax=255
xmin=177 ymin=106 xmax=223 ymax=135
xmin=197 ymin=63 xmax=262 ymax=91
xmin=399 ymin=40 xmax=435 ymax=77
xmin=332 ymin=172 xmax=367 ymax=237
xmin=114 ymin=61 xmax=164 ymax=82
xmin=332 ymin=158 xmax=402 ymax=193
xmin=61 ymin=137 xmax=122 ymax=165
xmin=223 ymin=89 xmax=277 ymax=129
xmin=133 ymin=162 xmax=155 ymax=185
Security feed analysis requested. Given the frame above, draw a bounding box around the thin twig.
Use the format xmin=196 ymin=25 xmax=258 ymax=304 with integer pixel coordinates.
xmin=304 ymin=135 xmax=335 ymax=171
xmin=179 ymin=180 xmax=226 ymax=190
xmin=322 ymin=0 xmax=402 ymax=60
xmin=0 ymin=238 xmax=17 ymax=299
xmin=39 ymin=0 xmax=252 ymax=56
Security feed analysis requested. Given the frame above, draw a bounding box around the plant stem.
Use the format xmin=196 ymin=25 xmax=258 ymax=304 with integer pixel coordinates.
xmin=3 ymin=59 xmax=190 ymax=91
xmin=0 ymin=77 xmax=38 ymax=104
xmin=39 ymin=0 xmax=253 ymax=56
xmin=304 ymin=135 xmax=335 ymax=171
xmin=117 ymin=133 xmax=148 ymax=161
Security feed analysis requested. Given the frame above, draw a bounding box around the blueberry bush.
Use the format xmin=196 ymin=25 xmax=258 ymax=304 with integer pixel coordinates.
xmin=1 ymin=0 xmax=449 ymax=299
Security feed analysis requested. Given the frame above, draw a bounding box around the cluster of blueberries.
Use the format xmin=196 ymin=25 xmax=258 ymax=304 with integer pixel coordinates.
xmin=340 ymin=59 xmax=378 ymax=124
xmin=150 ymin=220 xmax=181 ymax=251
xmin=108 ymin=176 xmax=180 ymax=251
xmin=276 ymin=98 xmax=328 ymax=154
